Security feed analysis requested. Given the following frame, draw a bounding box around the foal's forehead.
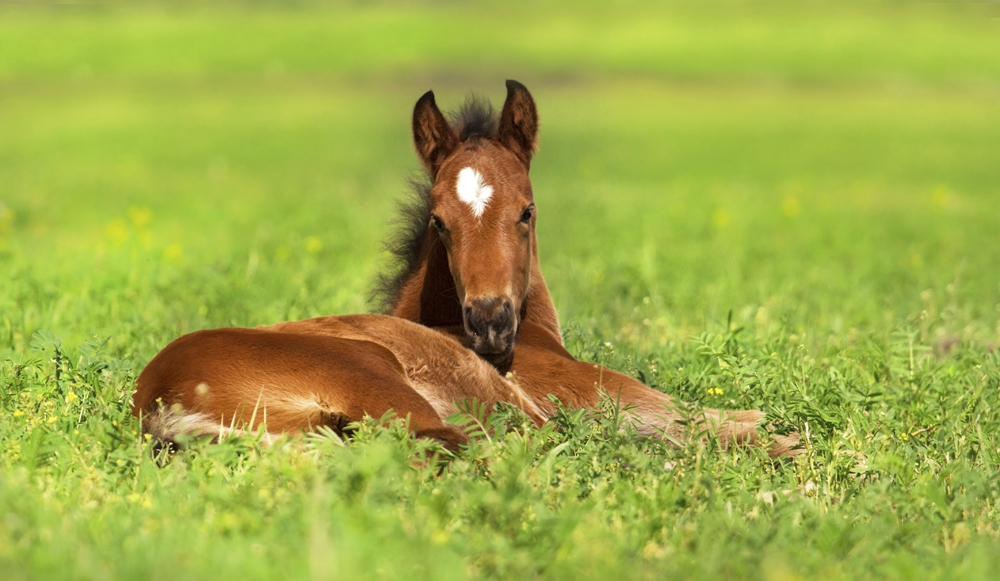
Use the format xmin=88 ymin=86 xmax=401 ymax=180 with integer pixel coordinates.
xmin=434 ymin=144 xmax=532 ymax=209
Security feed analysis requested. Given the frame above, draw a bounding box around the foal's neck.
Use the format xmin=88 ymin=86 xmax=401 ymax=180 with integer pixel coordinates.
xmin=519 ymin=260 xmax=562 ymax=344
xmin=388 ymin=233 xmax=462 ymax=327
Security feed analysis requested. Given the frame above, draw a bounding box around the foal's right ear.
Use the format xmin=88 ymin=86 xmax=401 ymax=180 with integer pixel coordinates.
xmin=412 ymin=90 xmax=458 ymax=178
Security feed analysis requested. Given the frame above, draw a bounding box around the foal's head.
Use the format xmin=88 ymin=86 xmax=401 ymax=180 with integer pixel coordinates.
xmin=411 ymin=80 xmax=540 ymax=361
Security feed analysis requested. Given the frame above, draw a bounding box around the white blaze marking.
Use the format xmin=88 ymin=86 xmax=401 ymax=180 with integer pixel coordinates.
xmin=456 ymin=167 xmax=493 ymax=218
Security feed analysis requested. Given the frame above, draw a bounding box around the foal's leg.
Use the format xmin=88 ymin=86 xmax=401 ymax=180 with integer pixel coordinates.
xmin=585 ymin=366 xmax=800 ymax=458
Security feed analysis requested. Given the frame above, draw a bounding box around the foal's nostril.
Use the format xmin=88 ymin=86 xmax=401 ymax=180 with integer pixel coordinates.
xmin=491 ymin=299 xmax=512 ymax=331
xmin=463 ymin=304 xmax=486 ymax=337
xmin=463 ymin=297 xmax=516 ymax=348
xmin=501 ymin=299 xmax=513 ymax=324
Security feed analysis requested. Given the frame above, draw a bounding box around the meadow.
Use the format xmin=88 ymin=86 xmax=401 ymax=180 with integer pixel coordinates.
xmin=1 ymin=1 xmax=1000 ymax=578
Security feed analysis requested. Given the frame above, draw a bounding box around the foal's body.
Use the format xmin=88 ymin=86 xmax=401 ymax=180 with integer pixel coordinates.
xmin=132 ymin=81 xmax=798 ymax=457
xmin=136 ymin=315 xmax=779 ymax=453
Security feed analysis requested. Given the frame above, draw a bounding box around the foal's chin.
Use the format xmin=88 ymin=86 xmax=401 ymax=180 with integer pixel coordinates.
xmin=476 ymin=346 xmax=515 ymax=375
xmin=469 ymin=338 xmax=516 ymax=374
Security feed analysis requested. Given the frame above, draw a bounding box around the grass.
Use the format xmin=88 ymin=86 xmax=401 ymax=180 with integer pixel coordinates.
xmin=2 ymin=1 xmax=1000 ymax=579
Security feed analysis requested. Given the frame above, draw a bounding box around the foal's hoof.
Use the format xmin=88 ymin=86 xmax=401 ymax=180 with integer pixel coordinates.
xmin=768 ymin=432 xmax=803 ymax=458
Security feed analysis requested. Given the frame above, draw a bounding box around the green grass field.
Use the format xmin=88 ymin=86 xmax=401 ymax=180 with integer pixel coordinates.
xmin=2 ymin=1 xmax=1000 ymax=578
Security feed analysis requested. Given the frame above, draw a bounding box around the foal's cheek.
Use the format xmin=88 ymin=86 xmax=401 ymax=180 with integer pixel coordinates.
xmin=445 ymin=252 xmax=468 ymax=302
xmin=438 ymin=234 xmax=459 ymax=283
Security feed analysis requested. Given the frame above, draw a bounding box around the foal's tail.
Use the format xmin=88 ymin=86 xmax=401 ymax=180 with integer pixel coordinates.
xmin=136 ymin=389 xmax=354 ymax=448
xmin=138 ymin=399 xmax=470 ymax=454
xmin=139 ymin=406 xmax=283 ymax=447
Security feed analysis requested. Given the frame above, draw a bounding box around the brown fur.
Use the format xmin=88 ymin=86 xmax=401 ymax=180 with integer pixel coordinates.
xmin=133 ymin=324 xmax=478 ymax=451
xmin=133 ymin=314 xmax=796 ymax=456
xmin=131 ymin=81 xmax=800 ymax=458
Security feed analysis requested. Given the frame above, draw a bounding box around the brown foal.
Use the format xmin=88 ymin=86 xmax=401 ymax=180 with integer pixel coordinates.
xmin=131 ymin=81 xmax=799 ymax=457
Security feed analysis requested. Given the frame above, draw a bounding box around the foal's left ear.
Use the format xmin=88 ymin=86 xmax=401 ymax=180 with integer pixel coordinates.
xmin=498 ymin=80 xmax=539 ymax=169
xmin=412 ymin=90 xmax=459 ymax=178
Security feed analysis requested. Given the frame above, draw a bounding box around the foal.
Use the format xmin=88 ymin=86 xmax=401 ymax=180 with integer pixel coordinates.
xmin=375 ymin=80 xmax=797 ymax=455
xmin=131 ymin=81 xmax=798 ymax=457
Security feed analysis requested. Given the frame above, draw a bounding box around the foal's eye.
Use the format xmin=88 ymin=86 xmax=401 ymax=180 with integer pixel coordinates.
xmin=519 ymin=206 xmax=534 ymax=224
xmin=430 ymin=215 xmax=446 ymax=232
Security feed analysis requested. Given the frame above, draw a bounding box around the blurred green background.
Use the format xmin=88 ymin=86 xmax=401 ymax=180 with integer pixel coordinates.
xmin=2 ymin=0 xmax=998 ymax=359
xmin=2 ymin=2 xmax=1000 ymax=579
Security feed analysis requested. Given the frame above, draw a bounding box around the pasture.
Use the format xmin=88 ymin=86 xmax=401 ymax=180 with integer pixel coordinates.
xmin=1 ymin=1 xmax=999 ymax=579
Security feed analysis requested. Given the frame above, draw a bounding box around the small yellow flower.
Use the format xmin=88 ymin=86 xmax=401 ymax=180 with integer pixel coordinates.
xmin=105 ymin=219 xmax=129 ymax=244
xmin=712 ymin=208 xmax=730 ymax=230
xmin=13 ymin=409 xmax=24 ymax=418
xmin=163 ymin=243 xmax=183 ymax=264
xmin=66 ymin=391 xmax=78 ymax=403
xmin=781 ymin=195 xmax=801 ymax=217
xmin=900 ymin=432 xmax=909 ymax=441
xmin=305 ymin=236 xmax=323 ymax=254
xmin=129 ymin=206 xmax=152 ymax=228
xmin=931 ymin=186 xmax=949 ymax=210
xmin=0 ymin=203 xmax=13 ymax=249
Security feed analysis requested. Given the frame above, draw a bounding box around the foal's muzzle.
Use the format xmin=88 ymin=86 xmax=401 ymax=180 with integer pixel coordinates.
xmin=463 ymin=296 xmax=516 ymax=357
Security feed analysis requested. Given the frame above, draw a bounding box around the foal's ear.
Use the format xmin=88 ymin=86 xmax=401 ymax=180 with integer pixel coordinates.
xmin=498 ymin=80 xmax=539 ymax=169
xmin=412 ymin=90 xmax=458 ymax=177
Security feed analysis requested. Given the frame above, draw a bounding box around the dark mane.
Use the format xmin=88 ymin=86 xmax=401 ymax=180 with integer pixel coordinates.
xmin=370 ymin=176 xmax=433 ymax=312
xmin=450 ymin=95 xmax=497 ymax=142
xmin=370 ymin=95 xmax=499 ymax=312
